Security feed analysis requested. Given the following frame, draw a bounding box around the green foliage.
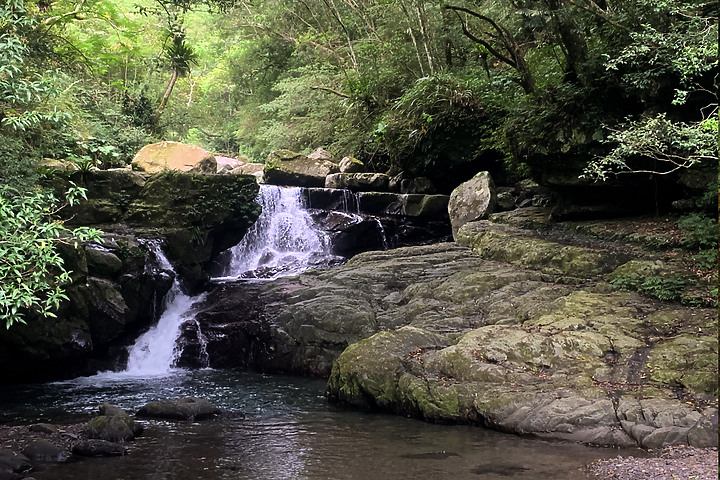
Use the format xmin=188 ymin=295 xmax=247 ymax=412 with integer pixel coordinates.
xmin=0 ymin=184 xmax=102 ymax=328
xmin=611 ymin=274 xmax=688 ymax=302
xmin=378 ymin=74 xmax=508 ymax=183
xmin=677 ymin=212 xmax=719 ymax=270
xmin=583 ymin=114 xmax=718 ymax=181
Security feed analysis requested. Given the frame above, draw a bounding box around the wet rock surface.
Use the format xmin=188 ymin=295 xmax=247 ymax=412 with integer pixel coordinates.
xmin=193 ymin=217 xmax=717 ymax=449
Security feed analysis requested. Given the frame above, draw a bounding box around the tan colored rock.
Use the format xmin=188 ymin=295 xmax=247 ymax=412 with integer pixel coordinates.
xmin=131 ymin=141 xmax=217 ymax=174
xmin=308 ymin=148 xmax=336 ymax=163
xmin=215 ymin=155 xmax=243 ymax=173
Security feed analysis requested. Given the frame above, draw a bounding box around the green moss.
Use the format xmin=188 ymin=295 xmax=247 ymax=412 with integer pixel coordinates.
xmin=648 ymin=336 xmax=718 ymax=395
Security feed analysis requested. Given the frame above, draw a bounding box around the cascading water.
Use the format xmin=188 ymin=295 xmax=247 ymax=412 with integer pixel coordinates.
xmin=123 ymin=241 xmax=206 ymax=376
xmin=217 ymin=184 xmax=340 ymax=280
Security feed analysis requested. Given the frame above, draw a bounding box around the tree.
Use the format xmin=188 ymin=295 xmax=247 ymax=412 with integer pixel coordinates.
xmin=157 ymin=25 xmax=198 ymax=116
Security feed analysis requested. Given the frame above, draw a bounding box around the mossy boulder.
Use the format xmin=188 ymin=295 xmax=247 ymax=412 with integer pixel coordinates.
xmin=84 ymin=414 xmax=141 ymax=442
xmin=62 ymin=169 xmax=147 ymax=224
xmin=123 ymin=172 xmax=260 ymax=287
xmin=456 ymin=221 xmax=629 ymax=282
xmin=131 ymin=141 xmax=216 ymax=174
xmin=327 ymin=326 xmax=449 ymax=409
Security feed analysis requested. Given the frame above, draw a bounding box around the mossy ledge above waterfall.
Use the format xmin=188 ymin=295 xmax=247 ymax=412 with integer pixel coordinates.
xmin=57 ymin=169 xmax=261 ymax=289
xmin=0 ymin=169 xmax=260 ymax=383
xmin=191 ymin=216 xmax=717 ymax=449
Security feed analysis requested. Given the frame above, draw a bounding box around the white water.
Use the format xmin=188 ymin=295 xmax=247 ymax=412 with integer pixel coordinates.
xmin=123 ymin=242 xmax=205 ymax=376
xmin=218 ymin=185 xmax=335 ymax=279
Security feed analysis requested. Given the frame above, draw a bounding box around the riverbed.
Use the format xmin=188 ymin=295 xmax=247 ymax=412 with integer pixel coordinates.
xmin=0 ymin=369 xmax=630 ymax=479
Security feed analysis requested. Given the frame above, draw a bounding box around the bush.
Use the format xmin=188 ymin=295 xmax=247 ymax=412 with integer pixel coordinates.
xmin=0 ymin=184 xmax=101 ymax=328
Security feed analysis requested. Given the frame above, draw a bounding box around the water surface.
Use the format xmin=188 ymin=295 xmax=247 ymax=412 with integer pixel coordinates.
xmin=0 ymin=369 xmax=627 ymax=479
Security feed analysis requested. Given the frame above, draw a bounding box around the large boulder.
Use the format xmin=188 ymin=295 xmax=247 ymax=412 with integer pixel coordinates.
xmin=131 ymin=141 xmax=217 ymax=174
xmin=262 ymin=149 xmax=339 ymax=187
xmin=308 ymin=148 xmax=336 ymax=163
xmin=448 ymin=171 xmax=496 ymax=238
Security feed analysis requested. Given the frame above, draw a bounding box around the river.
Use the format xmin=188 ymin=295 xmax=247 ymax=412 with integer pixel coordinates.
xmin=0 ymin=369 xmax=624 ymax=479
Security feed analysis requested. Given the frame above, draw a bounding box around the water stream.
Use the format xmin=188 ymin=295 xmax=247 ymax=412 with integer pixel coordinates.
xmin=0 ymin=184 xmax=632 ymax=478
xmin=0 ymin=370 xmax=622 ymax=480
xmin=216 ymin=185 xmax=343 ymax=280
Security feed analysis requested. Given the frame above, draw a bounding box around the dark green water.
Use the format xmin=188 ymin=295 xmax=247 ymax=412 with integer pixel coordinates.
xmin=1 ymin=369 xmax=626 ymax=479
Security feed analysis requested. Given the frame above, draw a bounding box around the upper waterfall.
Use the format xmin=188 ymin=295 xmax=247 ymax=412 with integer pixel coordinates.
xmin=215 ymin=185 xmax=342 ymax=280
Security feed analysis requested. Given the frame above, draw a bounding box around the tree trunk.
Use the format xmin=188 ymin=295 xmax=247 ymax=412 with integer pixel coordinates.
xmin=157 ymin=68 xmax=179 ymax=117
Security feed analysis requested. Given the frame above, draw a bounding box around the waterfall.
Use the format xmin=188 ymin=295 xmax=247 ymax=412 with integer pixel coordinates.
xmin=123 ymin=241 xmax=206 ymax=376
xmin=217 ymin=185 xmax=338 ymax=280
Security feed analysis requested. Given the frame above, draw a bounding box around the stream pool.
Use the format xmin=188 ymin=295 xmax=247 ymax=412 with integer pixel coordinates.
xmin=0 ymin=369 xmax=629 ymax=479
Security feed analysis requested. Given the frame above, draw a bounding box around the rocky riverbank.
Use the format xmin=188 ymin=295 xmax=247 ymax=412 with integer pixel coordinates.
xmin=190 ymin=214 xmax=717 ymax=449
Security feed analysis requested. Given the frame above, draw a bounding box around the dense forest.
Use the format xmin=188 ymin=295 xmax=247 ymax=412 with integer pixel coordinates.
xmin=1 ymin=0 xmax=717 ymax=185
xmin=0 ymin=0 xmax=718 ymax=326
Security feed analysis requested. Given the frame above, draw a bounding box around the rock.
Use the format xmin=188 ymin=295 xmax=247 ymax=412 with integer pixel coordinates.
xmin=189 ymin=218 xmax=716 ymax=448
xmin=488 ymin=207 xmax=553 ymax=230
xmin=136 ymin=397 xmax=221 ymax=421
xmin=448 ymin=171 xmax=496 ymax=237
xmin=131 ymin=141 xmax=217 ymax=174
xmin=401 ymin=194 xmax=449 ymax=218
xmin=72 ymin=439 xmax=127 ymax=457
xmin=84 ymin=414 xmax=142 ymax=442
xmin=22 ymin=440 xmax=69 ymax=463
xmin=456 ymin=221 xmax=628 ymax=281
xmin=0 ymin=449 xmax=31 ymax=476
xmin=328 ymin=326 xmax=449 ymax=409
xmin=411 ymin=177 xmax=436 ymax=194
xmin=263 ymin=150 xmax=339 ymax=187
xmin=325 ymin=173 xmax=390 ymax=192
xmin=98 ymin=403 xmax=128 ymax=417
xmin=62 ymin=169 xmax=147 ymax=224
xmin=496 ymin=188 xmax=516 ymax=211
xmin=338 ymin=156 xmax=364 ymax=173
xmin=28 ymin=424 xmax=58 ymax=434
xmin=123 ymin=172 xmax=261 ymax=288
xmin=229 ymin=163 xmax=264 ymax=178
xmin=514 ymin=179 xmax=550 ymax=201
xmin=214 ymin=156 xmax=242 ymax=172
xmin=388 ymin=172 xmax=406 ymax=193
xmin=308 ymin=148 xmax=336 ymax=163
xmin=84 ymin=247 xmax=123 ymax=277
xmin=37 ymin=158 xmax=79 ymax=172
